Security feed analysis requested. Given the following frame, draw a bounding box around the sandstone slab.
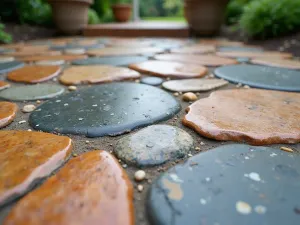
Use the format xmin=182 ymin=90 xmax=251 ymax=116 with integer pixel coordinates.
xmin=0 ymin=131 xmax=72 ymax=206
xmin=171 ymin=45 xmax=216 ymax=54
xmin=4 ymin=150 xmax=134 ymax=225
xmin=0 ymin=84 xmax=64 ymax=101
xmin=214 ymin=64 xmax=300 ymax=92
xmin=183 ymin=89 xmax=300 ymax=145
xmin=0 ymin=61 xmax=24 ymax=74
xmin=162 ymin=79 xmax=228 ymax=92
xmin=7 ymin=65 xmax=61 ymax=83
xmin=19 ymin=54 xmax=87 ymax=63
xmin=115 ymin=125 xmax=194 ymax=167
xmin=0 ymin=102 xmax=17 ymax=128
xmin=0 ymin=81 xmax=10 ymax=91
xmin=87 ymin=47 xmax=163 ymax=57
xmin=148 ymin=144 xmax=300 ymax=225
xmin=59 ymin=65 xmax=140 ymax=85
xmin=29 ymin=83 xmax=181 ymax=137
xmin=129 ymin=60 xmax=207 ymax=79
xmin=154 ymin=54 xmax=238 ymax=66
xmin=217 ymin=51 xmax=292 ymax=59
xmin=251 ymin=58 xmax=300 ymax=69
xmin=140 ymin=77 xmax=164 ymax=86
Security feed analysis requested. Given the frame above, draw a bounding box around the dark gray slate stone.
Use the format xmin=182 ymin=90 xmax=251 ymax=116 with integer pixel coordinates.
xmin=29 ymin=82 xmax=181 ymax=137
xmin=0 ymin=61 xmax=24 ymax=74
xmin=115 ymin=125 xmax=194 ymax=167
xmin=72 ymin=56 xmax=148 ymax=66
xmin=218 ymin=46 xmax=263 ymax=52
xmin=214 ymin=64 xmax=300 ymax=92
xmin=140 ymin=77 xmax=164 ymax=86
xmin=0 ymin=84 xmax=64 ymax=101
xmin=148 ymin=144 xmax=300 ymax=225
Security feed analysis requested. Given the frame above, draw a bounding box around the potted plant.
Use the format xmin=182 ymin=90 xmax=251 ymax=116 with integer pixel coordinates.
xmin=184 ymin=0 xmax=230 ymax=35
xmin=111 ymin=0 xmax=132 ymax=23
xmin=48 ymin=0 xmax=93 ymax=34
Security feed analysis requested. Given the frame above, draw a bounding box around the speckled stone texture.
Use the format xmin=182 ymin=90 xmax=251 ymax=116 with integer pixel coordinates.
xmin=148 ymin=144 xmax=300 ymax=225
xmin=29 ymin=83 xmax=181 ymax=137
xmin=115 ymin=125 xmax=194 ymax=167
xmin=0 ymin=102 xmax=17 ymax=128
xmin=4 ymin=151 xmax=134 ymax=225
xmin=0 ymin=131 xmax=72 ymax=206
xmin=183 ymin=89 xmax=300 ymax=145
xmin=214 ymin=64 xmax=300 ymax=92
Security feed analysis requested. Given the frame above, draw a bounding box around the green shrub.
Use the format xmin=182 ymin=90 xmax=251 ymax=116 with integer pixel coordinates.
xmin=88 ymin=8 xmax=101 ymax=24
xmin=0 ymin=23 xmax=12 ymax=43
xmin=225 ymin=0 xmax=252 ymax=25
xmin=240 ymin=0 xmax=300 ymax=38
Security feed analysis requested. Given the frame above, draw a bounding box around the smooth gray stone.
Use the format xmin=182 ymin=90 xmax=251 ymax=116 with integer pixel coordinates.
xmin=51 ymin=43 xmax=104 ymax=51
xmin=0 ymin=84 xmax=64 ymax=101
xmin=218 ymin=46 xmax=263 ymax=52
xmin=140 ymin=77 xmax=164 ymax=86
xmin=29 ymin=82 xmax=181 ymax=137
xmin=0 ymin=61 xmax=24 ymax=74
xmin=237 ymin=57 xmax=250 ymax=63
xmin=148 ymin=144 xmax=300 ymax=225
xmin=72 ymin=56 xmax=148 ymax=66
xmin=115 ymin=125 xmax=194 ymax=167
xmin=214 ymin=64 xmax=300 ymax=92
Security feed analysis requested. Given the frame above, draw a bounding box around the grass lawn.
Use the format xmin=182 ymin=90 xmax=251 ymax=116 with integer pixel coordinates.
xmin=142 ymin=17 xmax=186 ymax=22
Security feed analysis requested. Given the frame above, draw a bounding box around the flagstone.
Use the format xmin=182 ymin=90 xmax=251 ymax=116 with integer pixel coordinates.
xmin=217 ymin=51 xmax=292 ymax=59
xmin=7 ymin=65 xmax=61 ymax=83
xmin=0 ymin=81 xmax=10 ymax=91
xmin=129 ymin=61 xmax=207 ymax=79
xmin=162 ymin=79 xmax=228 ymax=92
xmin=0 ymin=131 xmax=72 ymax=206
xmin=171 ymin=45 xmax=216 ymax=54
xmin=218 ymin=46 xmax=263 ymax=52
xmin=6 ymin=50 xmax=61 ymax=57
xmin=140 ymin=77 xmax=164 ymax=86
xmin=0 ymin=56 xmax=15 ymax=63
xmin=4 ymin=150 xmax=134 ymax=225
xmin=35 ymin=60 xmax=65 ymax=66
xmin=0 ymin=84 xmax=64 ymax=101
xmin=19 ymin=54 xmax=87 ymax=63
xmin=0 ymin=61 xmax=24 ymax=74
xmin=0 ymin=102 xmax=17 ymax=128
xmin=154 ymin=54 xmax=238 ymax=66
xmin=147 ymin=144 xmax=300 ymax=225
xmin=87 ymin=47 xmax=163 ymax=57
xmin=251 ymin=58 xmax=300 ymax=69
xmin=115 ymin=125 xmax=193 ymax=167
xmin=59 ymin=65 xmax=140 ymax=85
xmin=214 ymin=64 xmax=300 ymax=92
xmin=183 ymin=89 xmax=300 ymax=145
xmin=29 ymin=83 xmax=181 ymax=137
xmin=72 ymin=55 xmax=148 ymax=66
xmin=199 ymin=39 xmax=244 ymax=46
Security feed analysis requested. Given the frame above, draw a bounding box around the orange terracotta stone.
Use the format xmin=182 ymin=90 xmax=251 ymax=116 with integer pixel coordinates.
xmin=0 ymin=81 xmax=10 ymax=91
xmin=18 ymin=45 xmax=50 ymax=52
xmin=59 ymin=65 xmax=140 ymax=85
xmin=251 ymin=58 xmax=300 ymax=69
xmin=183 ymin=89 xmax=300 ymax=145
xmin=87 ymin=47 xmax=163 ymax=57
xmin=171 ymin=44 xmax=216 ymax=54
xmin=129 ymin=60 xmax=207 ymax=79
xmin=154 ymin=54 xmax=238 ymax=66
xmin=7 ymin=65 xmax=61 ymax=83
xmin=6 ymin=50 xmax=61 ymax=58
xmin=217 ymin=51 xmax=293 ymax=59
xmin=0 ymin=102 xmax=17 ymax=128
xmin=0 ymin=131 xmax=72 ymax=206
xmin=4 ymin=150 xmax=134 ymax=225
xmin=19 ymin=54 xmax=87 ymax=63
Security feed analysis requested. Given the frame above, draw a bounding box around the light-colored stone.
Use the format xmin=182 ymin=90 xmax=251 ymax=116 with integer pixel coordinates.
xmin=22 ymin=104 xmax=36 ymax=113
xmin=134 ymin=170 xmax=146 ymax=182
xmin=0 ymin=56 xmax=14 ymax=63
xmin=182 ymin=92 xmax=198 ymax=102
xmin=64 ymin=48 xmax=86 ymax=55
xmin=0 ymin=102 xmax=17 ymax=128
xmin=36 ymin=59 xmax=65 ymax=66
xmin=68 ymin=86 xmax=77 ymax=91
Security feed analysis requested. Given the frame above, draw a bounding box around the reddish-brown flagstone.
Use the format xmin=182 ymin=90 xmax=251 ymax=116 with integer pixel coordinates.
xmin=129 ymin=60 xmax=208 ymax=78
xmin=217 ymin=51 xmax=293 ymax=59
xmin=19 ymin=54 xmax=87 ymax=63
xmin=7 ymin=65 xmax=61 ymax=83
xmin=183 ymin=89 xmax=300 ymax=145
xmin=4 ymin=150 xmax=134 ymax=225
xmin=0 ymin=131 xmax=72 ymax=206
xmin=0 ymin=81 xmax=10 ymax=91
xmin=0 ymin=102 xmax=17 ymax=128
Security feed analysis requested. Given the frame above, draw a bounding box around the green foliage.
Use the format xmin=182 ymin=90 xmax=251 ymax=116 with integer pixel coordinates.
xmin=88 ymin=8 xmax=101 ymax=24
xmin=0 ymin=23 xmax=12 ymax=43
xmin=92 ymin=0 xmax=114 ymax=22
xmin=17 ymin=0 xmax=53 ymax=26
xmin=240 ymin=0 xmax=300 ymax=38
xmin=225 ymin=0 xmax=252 ymax=25
xmin=110 ymin=0 xmax=131 ymax=5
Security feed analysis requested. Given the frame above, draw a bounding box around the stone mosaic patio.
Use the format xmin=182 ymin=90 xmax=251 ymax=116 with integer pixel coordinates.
xmin=0 ymin=37 xmax=300 ymax=225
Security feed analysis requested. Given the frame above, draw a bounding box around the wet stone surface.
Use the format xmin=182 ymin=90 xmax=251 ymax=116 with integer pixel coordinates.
xmin=214 ymin=64 xmax=300 ymax=92
xmin=147 ymin=144 xmax=300 ymax=225
xmin=29 ymin=82 xmax=181 ymax=137
xmin=115 ymin=125 xmax=194 ymax=167
xmin=0 ymin=84 xmax=65 ymax=101
xmin=0 ymin=61 xmax=24 ymax=74
xmin=72 ymin=56 xmax=148 ymax=66
xmin=140 ymin=77 xmax=164 ymax=86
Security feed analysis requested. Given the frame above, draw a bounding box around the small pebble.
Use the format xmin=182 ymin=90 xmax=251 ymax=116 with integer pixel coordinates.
xmin=36 ymin=100 xmax=41 ymax=104
xmin=85 ymin=140 xmax=90 ymax=143
xmin=72 ymin=153 xmax=78 ymax=157
xmin=68 ymin=86 xmax=77 ymax=91
xmin=236 ymin=83 xmax=242 ymax=88
xmin=243 ymin=85 xmax=250 ymax=89
xmin=137 ymin=184 xmax=144 ymax=192
xmin=208 ymin=74 xmax=215 ymax=78
xmin=135 ymin=79 xmax=140 ymax=83
xmin=122 ymin=164 xmax=127 ymax=168
xmin=280 ymin=146 xmax=294 ymax=153
xmin=134 ymin=170 xmax=146 ymax=182
xmin=188 ymin=153 xmax=193 ymax=157
xmin=27 ymin=129 xmax=32 ymax=131
xmin=22 ymin=104 xmax=36 ymax=113
xmin=182 ymin=92 xmax=198 ymax=102
xmin=200 ymin=141 xmax=205 ymax=146
xmin=18 ymin=120 xmax=26 ymax=124
xmin=195 ymin=147 xmax=201 ymax=151
xmin=173 ymin=92 xmax=179 ymax=97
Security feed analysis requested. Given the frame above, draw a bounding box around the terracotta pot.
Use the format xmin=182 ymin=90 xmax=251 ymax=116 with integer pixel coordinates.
xmin=48 ymin=0 xmax=93 ymax=35
xmin=184 ymin=0 xmax=230 ymax=36
xmin=112 ymin=4 xmax=132 ymax=23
